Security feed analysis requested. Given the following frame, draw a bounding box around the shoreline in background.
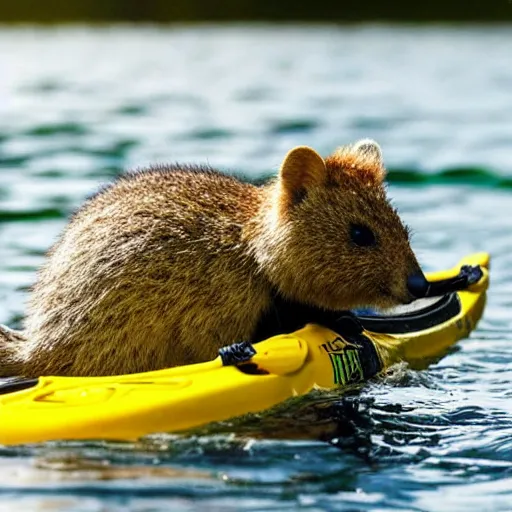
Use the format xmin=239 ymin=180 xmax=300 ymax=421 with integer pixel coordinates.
xmin=0 ymin=1 xmax=512 ymax=23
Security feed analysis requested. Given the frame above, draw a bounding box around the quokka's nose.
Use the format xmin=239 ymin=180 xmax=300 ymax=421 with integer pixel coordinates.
xmin=407 ymin=271 xmax=429 ymax=299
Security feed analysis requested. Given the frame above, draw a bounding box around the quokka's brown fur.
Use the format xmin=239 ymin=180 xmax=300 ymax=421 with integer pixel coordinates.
xmin=0 ymin=139 xmax=421 ymax=377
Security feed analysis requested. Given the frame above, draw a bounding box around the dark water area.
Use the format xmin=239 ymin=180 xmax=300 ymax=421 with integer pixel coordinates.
xmin=0 ymin=25 xmax=511 ymax=511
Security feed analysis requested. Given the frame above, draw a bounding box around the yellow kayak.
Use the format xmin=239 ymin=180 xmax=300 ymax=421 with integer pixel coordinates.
xmin=0 ymin=252 xmax=489 ymax=445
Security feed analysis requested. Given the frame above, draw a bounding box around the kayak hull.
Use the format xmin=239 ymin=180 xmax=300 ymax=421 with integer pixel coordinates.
xmin=0 ymin=253 xmax=489 ymax=445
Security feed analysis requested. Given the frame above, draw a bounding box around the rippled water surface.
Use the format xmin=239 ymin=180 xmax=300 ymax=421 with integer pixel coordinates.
xmin=0 ymin=25 xmax=511 ymax=511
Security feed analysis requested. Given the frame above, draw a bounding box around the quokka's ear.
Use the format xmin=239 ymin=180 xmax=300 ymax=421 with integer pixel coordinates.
xmin=351 ymin=139 xmax=385 ymax=182
xmin=352 ymin=139 xmax=383 ymax=165
xmin=278 ymin=146 xmax=326 ymax=210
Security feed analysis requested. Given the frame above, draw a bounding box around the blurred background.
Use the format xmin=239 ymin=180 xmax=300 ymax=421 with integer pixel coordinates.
xmin=0 ymin=2 xmax=512 ymax=512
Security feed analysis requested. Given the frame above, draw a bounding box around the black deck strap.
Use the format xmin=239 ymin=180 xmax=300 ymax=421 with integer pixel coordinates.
xmin=425 ymin=264 xmax=483 ymax=297
xmin=354 ymin=331 xmax=382 ymax=379
xmin=219 ymin=341 xmax=257 ymax=366
xmin=0 ymin=377 xmax=39 ymax=396
xmin=329 ymin=313 xmax=382 ymax=379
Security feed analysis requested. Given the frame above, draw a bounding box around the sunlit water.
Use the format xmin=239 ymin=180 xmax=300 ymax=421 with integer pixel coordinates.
xmin=0 ymin=25 xmax=511 ymax=511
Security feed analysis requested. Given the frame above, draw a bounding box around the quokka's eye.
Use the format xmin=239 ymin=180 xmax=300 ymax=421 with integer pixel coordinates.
xmin=350 ymin=223 xmax=377 ymax=247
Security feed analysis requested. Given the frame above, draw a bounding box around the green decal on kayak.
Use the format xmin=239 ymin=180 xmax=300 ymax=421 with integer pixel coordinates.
xmin=329 ymin=349 xmax=364 ymax=385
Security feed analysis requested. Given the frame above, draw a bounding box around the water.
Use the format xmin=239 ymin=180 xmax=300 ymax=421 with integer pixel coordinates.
xmin=0 ymin=24 xmax=511 ymax=511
